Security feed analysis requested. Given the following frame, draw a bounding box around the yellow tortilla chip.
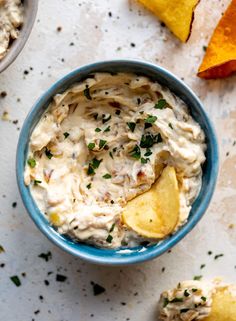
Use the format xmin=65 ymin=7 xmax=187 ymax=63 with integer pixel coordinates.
xmin=203 ymin=287 xmax=236 ymax=321
xmin=198 ymin=0 xmax=236 ymax=79
xmin=137 ymin=0 xmax=200 ymax=42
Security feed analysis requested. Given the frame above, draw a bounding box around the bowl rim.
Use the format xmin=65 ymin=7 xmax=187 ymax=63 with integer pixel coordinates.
xmin=16 ymin=59 xmax=219 ymax=265
xmin=0 ymin=0 xmax=38 ymax=73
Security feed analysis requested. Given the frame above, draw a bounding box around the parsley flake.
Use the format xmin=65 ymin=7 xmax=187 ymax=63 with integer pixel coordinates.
xmin=102 ymin=114 xmax=111 ymax=124
xmin=109 ymin=223 xmax=115 ymax=232
xmin=145 ymin=115 xmax=157 ymax=124
xmin=127 ymin=122 xmax=136 ymax=132
xmin=193 ymin=275 xmax=202 ymax=281
xmin=104 ymin=126 xmax=110 ymax=132
xmin=141 ymin=157 xmax=148 ymax=164
xmin=10 ymin=275 xmax=21 ymax=287
xmin=103 ymin=173 xmax=112 ymax=179
xmin=95 ymin=128 xmax=101 ymax=132
xmin=63 ymin=132 xmax=70 ymax=138
xmin=38 ymin=251 xmax=52 ymax=262
xmin=171 ymin=297 xmax=183 ymax=303
xmin=155 ymin=99 xmax=167 ymax=109
xmin=91 ymin=282 xmax=106 ymax=296
xmin=99 ymin=139 xmax=107 ymax=149
xmin=106 ymin=234 xmax=113 ymax=243
xmin=184 ymin=289 xmax=190 ymax=297
xmin=88 ymin=142 xmax=95 ymax=150
xmin=27 ymin=158 xmax=36 ymax=168
xmin=56 ymin=274 xmax=67 ymax=282
xmin=0 ymin=245 xmax=5 ymax=253
xmin=163 ymin=298 xmax=170 ymax=307
xmin=34 ymin=180 xmax=42 ymax=185
xmin=144 ymin=148 xmax=152 ymax=157
xmin=86 ymin=183 xmax=92 ymax=189
xmin=45 ymin=148 xmax=53 ymax=159
xmin=129 ymin=145 xmax=141 ymax=160
xmin=140 ymin=133 xmax=162 ymax=148
xmin=87 ymin=158 xmax=102 ymax=175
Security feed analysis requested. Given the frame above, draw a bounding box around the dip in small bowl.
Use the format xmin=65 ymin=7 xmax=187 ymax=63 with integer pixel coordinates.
xmin=16 ymin=60 xmax=219 ymax=265
xmin=0 ymin=0 xmax=38 ymax=73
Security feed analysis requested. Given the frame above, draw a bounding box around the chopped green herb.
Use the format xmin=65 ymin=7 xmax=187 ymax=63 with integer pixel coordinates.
xmin=200 ymin=264 xmax=206 ymax=269
xmin=141 ymin=157 xmax=148 ymax=164
xmin=127 ymin=122 xmax=136 ymax=132
xmin=38 ymin=251 xmax=52 ymax=262
xmin=84 ymin=85 xmax=92 ymax=100
xmin=168 ymin=123 xmax=173 ymax=129
xmin=155 ymin=99 xmax=167 ymax=109
xmin=91 ymin=282 xmax=106 ymax=296
xmin=88 ymin=142 xmax=95 ymax=150
xmin=145 ymin=115 xmax=157 ymax=124
xmin=86 ymin=183 xmax=92 ymax=189
xmin=192 ymin=288 xmax=198 ymax=292
xmin=63 ymin=132 xmax=70 ymax=138
xmin=208 ymin=251 xmax=212 ymax=255
xmin=201 ymin=296 xmax=207 ymax=302
xmin=56 ymin=274 xmax=67 ymax=282
xmin=140 ymin=133 xmax=162 ymax=148
xmin=184 ymin=290 xmax=190 ymax=297
xmin=106 ymin=234 xmax=113 ymax=243
xmin=87 ymin=158 xmax=103 ymax=175
xmin=109 ymin=223 xmax=116 ymax=232
xmin=0 ymin=245 xmax=5 ymax=253
xmin=45 ymin=148 xmax=53 ymax=159
xmin=109 ymin=151 xmax=113 ymax=159
xmin=103 ymin=173 xmax=112 ymax=179
xmin=193 ymin=275 xmax=202 ymax=281
xmin=10 ymin=275 xmax=21 ymax=287
xmin=144 ymin=148 xmax=152 ymax=157
xmin=203 ymin=46 xmax=207 ymax=52
xmin=104 ymin=126 xmax=110 ymax=132
xmin=87 ymin=164 xmax=95 ymax=175
xmin=214 ymin=254 xmax=224 ymax=260
xmin=91 ymin=158 xmax=102 ymax=169
xmin=99 ymin=139 xmax=107 ymax=149
xmin=171 ymin=297 xmax=183 ymax=303
xmin=27 ymin=158 xmax=36 ymax=168
xmin=34 ymin=180 xmax=42 ymax=185
xmin=129 ymin=145 xmax=141 ymax=160
xmin=95 ymin=128 xmax=101 ymax=132
xmin=163 ymin=298 xmax=170 ymax=307
xmin=102 ymin=114 xmax=111 ymax=124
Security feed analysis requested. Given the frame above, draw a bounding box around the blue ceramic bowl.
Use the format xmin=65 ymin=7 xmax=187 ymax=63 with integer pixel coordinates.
xmin=16 ymin=60 xmax=219 ymax=265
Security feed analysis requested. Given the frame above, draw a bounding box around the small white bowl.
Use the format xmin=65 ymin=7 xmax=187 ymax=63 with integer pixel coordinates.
xmin=0 ymin=0 xmax=38 ymax=73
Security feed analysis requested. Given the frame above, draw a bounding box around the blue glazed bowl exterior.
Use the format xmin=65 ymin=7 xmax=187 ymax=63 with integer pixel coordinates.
xmin=16 ymin=60 xmax=219 ymax=265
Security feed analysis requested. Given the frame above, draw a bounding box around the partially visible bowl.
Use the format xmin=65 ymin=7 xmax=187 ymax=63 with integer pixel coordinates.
xmin=16 ymin=60 xmax=219 ymax=265
xmin=0 ymin=0 xmax=38 ymax=73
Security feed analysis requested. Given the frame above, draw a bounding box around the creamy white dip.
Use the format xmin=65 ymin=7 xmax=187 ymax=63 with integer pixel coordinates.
xmin=0 ymin=0 xmax=23 ymax=60
xmin=24 ymin=73 xmax=206 ymax=248
xmin=158 ymin=279 xmax=236 ymax=321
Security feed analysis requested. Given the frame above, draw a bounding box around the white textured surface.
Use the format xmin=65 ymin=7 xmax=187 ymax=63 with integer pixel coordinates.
xmin=0 ymin=0 xmax=235 ymax=320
